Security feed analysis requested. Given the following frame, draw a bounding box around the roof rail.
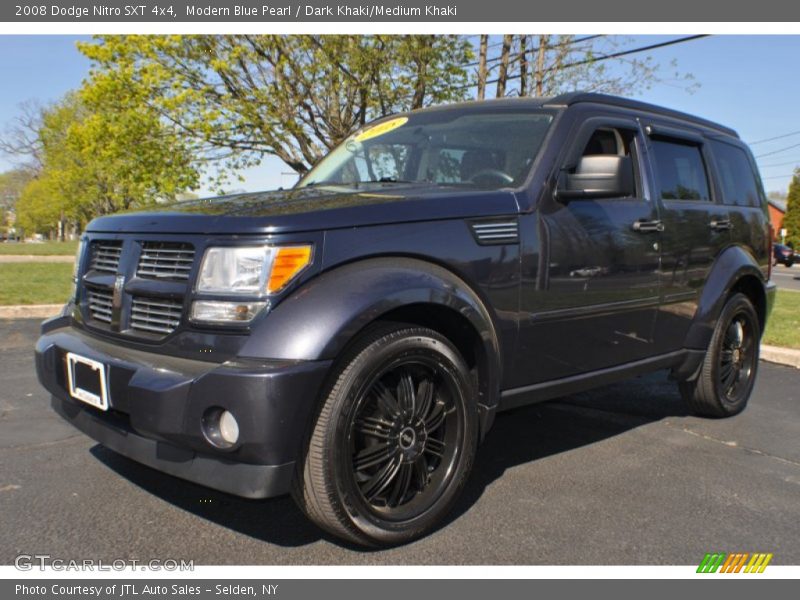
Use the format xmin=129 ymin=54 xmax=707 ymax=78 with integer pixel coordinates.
xmin=544 ymin=92 xmax=738 ymax=138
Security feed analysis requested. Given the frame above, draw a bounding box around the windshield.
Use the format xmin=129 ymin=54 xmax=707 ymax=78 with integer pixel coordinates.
xmin=297 ymin=109 xmax=554 ymax=190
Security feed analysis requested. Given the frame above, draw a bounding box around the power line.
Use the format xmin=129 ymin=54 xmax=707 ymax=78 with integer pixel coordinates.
xmin=761 ymin=174 xmax=797 ymax=180
xmin=757 ymin=159 xmax=800 ymax=169
xmin=748 ymin=130 xmax=800 ymax=145
xmin=465 ymin=35 xmax=604 ymax=69
xmin=464 ymin=35 xmax=710 ymax=90
xmin=755 ymin=142 xmax=800 ymax=159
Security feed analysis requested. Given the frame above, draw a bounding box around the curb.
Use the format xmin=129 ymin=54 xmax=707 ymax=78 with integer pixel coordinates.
xmin=760 ymin=345 xmax=800 ymax=369
xmin=0 ymin=304 xmax=64 ymax=319
xmin=0 ymin=255 xmax=75 ymax=263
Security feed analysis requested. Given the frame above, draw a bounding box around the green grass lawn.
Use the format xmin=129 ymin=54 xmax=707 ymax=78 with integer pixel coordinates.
xmin=0 ymin=240 xmax=79 ymax=256
xmin=0 ymin=263 xmax=73 ymax=305
xmin=763 ymin=289 xmax=800 ymax=349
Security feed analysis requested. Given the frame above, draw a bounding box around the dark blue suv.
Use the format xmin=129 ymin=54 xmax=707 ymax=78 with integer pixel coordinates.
xmin=35 ymin=93 xmax=776 ymax=546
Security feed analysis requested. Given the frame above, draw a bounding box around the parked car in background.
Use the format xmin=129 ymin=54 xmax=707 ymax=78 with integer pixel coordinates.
xmin=36 ymin=93 xmax=775 ymax=546
xmin=773 ymin=243 xmax=795 ymax=267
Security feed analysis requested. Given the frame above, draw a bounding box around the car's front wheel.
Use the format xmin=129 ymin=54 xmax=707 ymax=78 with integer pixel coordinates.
xmin=293 ymin=325 xmax=478 ymax=546
xmin=679 ymin=293 xmax=760 ymax=418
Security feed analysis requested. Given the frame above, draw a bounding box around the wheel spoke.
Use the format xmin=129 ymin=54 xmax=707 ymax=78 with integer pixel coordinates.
xmin=415 ymin=378 xmax=435 ymax=420
xmin=373 ymin=382 xmax=402 ymax=419
xmin=355 ymin=416 xmax=394 ymax=440
xmin=354 ymin=444 xmax=397 ymax=473
xmin=412 ymin=455 xmax=429 ymax=490
xmin=361 ymin=454 xmax=403 ymax=501
xmin=425 ymin=436 xmax=445 ymax=458
xmin=387 ymin=464 xmax=414 ymax=507
xmin=721 ymin=364 xmax=737 ymax=391
xmin=425 ymin=401 xmax=446 ymax=433
xmin=397 ymin=372 xmax=416 ymax=417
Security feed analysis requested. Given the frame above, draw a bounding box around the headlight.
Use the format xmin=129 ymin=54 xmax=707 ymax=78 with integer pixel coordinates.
xmin=192 ymin=244 xmax=312 ymax=324
xmin=196 ymin=245 xmax=312 ymax=295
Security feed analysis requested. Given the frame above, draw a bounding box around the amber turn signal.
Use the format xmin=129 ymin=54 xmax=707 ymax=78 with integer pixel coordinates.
xmin=267 ymin=246 xmax=312 ymax=294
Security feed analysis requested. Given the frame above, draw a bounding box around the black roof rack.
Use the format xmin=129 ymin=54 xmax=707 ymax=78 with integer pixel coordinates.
xmin=544 ymin=92 xmax=739 ymax=138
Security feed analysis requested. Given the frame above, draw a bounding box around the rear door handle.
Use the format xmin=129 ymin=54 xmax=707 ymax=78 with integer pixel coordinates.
xmin=632 ymin=219 xmax=665 ymax=233
xmin=710 ymin=219 xmax=733 ymax=232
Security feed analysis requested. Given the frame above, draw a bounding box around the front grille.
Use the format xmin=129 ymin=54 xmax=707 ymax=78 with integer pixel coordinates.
xmin=87 ymin=288 xmax=114 ymax=323
xmin=130 ymin=297 xmax=183 ymax=335
xmin=90 ymin=241 xmax=122 ymax=273
xmin=137 ymin=242 xmax=195 ymax=281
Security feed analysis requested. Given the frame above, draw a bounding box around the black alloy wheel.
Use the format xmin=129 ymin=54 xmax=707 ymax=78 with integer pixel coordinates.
xmin=293 ymin=325 xmax=478 ymax=546
xmin=679 ymin=293 xmax=760 ymax=418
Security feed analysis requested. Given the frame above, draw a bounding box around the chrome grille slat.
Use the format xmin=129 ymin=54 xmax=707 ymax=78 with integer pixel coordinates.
xmin=137 ymin=242 xmax=195 ymax=281
xmin=86 ymin=289 xmax=114 ymax=323
xmin=90 ymin=241 xmax=122 ymax=273
xmin=130 ymin=296 xmax=183 ymax=336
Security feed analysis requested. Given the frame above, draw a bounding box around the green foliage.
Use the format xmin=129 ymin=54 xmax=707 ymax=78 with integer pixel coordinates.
xmin=15 ymin=92 xmax=199 ymax=234
xmin=783 ymin=169 xmax=800 ymax=248
xmin=78 ymin=35 xmax=474 ymax=178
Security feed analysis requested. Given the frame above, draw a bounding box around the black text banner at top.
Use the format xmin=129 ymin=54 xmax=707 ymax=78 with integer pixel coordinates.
xmin=4 ymin=0 xmax=800 ymax=22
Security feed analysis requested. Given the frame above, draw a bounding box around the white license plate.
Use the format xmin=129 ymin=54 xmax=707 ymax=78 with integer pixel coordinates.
xmin=65 ymin=352 xmax=109 ymax=411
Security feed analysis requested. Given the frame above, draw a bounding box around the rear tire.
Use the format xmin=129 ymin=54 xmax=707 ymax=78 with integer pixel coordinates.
xmin=292 ymin=325 xmax=478 ymax=546
xmin=679 ymin=293 xmax=760 ymax=418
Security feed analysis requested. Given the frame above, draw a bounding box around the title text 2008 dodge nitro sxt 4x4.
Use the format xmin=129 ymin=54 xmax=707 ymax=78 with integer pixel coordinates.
xmin=36 ymin=93 xmax=776 ymax=546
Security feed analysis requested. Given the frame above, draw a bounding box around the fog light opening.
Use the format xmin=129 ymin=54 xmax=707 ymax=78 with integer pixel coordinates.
xmin=202 ymin=407 xmax=240 ymax=449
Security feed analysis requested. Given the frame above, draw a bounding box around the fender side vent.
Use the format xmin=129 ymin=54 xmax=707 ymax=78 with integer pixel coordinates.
xmin=470 ymin=220 xmax=519 ymax=245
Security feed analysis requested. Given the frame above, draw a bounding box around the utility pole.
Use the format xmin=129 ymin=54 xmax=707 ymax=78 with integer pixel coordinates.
xmin=535 ymin=34 xmax=548 ymax=97
xmin=495 ymin=34 xmax=513 ymax=98
xmin=519 ymin=35 xmax=529 ymax=96
xmin=477 ymin=35 xmax=488 ymax=100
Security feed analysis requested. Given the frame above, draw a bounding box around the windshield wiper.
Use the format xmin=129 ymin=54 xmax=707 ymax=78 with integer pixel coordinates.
xmin=358 ymin=177 xmax=416 ymax=185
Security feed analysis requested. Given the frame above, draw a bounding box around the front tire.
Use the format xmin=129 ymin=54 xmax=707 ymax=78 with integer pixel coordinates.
xmin=293 ymin=325 xmax=478 ymax=546
xmin=679 ymin=293 xmax=760 ymax=418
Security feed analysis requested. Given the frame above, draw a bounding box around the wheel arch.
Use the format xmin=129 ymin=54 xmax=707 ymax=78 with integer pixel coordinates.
xmin=683 ymin=245 xmax=768 ymax=351
xmin=241 ymin=256 xmax=503 ymax=436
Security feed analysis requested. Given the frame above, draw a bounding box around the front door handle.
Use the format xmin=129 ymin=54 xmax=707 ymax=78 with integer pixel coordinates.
xmin=632 ymin=219 xmax=665 ymax=233
xmin=710 ymin=219 xmax=733 ymax=232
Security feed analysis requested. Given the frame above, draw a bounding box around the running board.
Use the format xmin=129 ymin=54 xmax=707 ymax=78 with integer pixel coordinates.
xmin=498 ymin=350 xmax=688 ymax=412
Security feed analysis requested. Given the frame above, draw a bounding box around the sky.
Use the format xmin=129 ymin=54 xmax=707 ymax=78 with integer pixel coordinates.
xmin=1 ymin=34 xmax=799 ymax=196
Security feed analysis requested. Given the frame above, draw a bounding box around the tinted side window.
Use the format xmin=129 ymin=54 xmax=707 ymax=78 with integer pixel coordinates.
xmin=651 ymin=138 xmax=711 ymax=201
xmin=711 ymin=141 xmax=761 ymax=207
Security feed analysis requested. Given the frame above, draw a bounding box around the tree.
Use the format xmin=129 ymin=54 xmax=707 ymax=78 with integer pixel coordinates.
xmin=11 ymin=93 xmax=199 ymax=236
xmin=78 ymin=35 xmax=475 ymax=178
xmin=484 ymin=35 xmax=697 ymax=98
xmin=783 ymin=169 xmax=800 ymax=248
xmin=0 ymin=169 xmax=34 ymax=237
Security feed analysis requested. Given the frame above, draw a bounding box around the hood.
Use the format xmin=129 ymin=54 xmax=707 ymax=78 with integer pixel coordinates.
xmin=86 ymin=184 xmax=520 ymax=235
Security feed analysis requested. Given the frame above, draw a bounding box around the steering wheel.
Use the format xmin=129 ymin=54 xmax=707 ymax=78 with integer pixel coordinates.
xmin=468 ymin=168 xmax=515 ymax=186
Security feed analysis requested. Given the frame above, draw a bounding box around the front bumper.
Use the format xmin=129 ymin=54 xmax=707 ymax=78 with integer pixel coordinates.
xmin=35 ymin=317 xmax=332 ymax=499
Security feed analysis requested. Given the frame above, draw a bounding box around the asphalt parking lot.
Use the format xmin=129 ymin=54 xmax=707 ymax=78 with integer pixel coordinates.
xmin=1 ymin=318 xmax=799 ymax=565
xmin=771 ymin=264 xmax=800 ymax=292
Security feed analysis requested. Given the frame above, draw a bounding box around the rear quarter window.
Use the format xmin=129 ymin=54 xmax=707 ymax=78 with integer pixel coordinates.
xmin=650 ymin=138 xmax=711 ymax=201
xmin=710 ymin=140 xmax=762 ymax=207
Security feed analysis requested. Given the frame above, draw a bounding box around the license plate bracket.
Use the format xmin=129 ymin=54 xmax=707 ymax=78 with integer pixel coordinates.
xmin=65 ymin=352 xmax=109 ymax=411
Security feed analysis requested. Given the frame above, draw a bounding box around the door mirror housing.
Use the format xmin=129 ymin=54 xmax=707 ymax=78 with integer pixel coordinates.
xmin=557 ymin=155 xmax=635 ymax=201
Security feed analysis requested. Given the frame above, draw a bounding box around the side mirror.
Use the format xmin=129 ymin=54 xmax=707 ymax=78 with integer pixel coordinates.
xmin=557 ymin=155 xmax=634 ymax=201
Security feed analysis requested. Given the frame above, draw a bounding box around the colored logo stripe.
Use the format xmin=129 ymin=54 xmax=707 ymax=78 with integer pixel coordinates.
xmin=697 ymin=552 xmax=773 ymax=573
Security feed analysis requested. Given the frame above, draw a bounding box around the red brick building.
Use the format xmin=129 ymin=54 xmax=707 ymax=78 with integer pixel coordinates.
xmin=768 ymin=198 xmax=787 ymax=240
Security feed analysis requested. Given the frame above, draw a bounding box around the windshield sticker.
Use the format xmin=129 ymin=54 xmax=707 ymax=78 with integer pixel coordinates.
xmin=354 ymin=117 xmax=408 ymax=142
